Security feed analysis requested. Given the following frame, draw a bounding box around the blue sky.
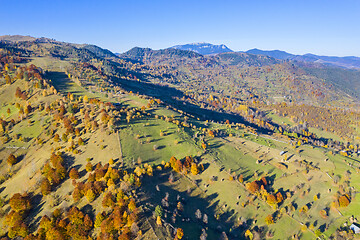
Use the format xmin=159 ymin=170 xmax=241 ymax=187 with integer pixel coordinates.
xmin=1 ymin=0 xmax=359 ymax=56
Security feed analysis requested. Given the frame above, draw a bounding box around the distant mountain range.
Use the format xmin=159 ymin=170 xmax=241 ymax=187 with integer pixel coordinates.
xmin=169 ymin=43 xmax=360 ymax=69
xmin=246 ymin=48 xmax=360 ymax=69
xmin=5 ymin=35 xmax=357 ymax=69
xmin=171 ymin=42 xmax=233 ymax=55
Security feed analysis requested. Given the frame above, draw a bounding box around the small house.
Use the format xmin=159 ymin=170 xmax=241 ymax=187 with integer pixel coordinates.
xmin=350 ymin=223 xmax=360 ymax=234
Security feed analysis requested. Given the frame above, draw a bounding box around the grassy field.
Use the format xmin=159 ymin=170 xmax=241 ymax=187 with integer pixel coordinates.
xmin=309 ymin=127 xmax=344 ymax=142
xmin=29 ymin=57 xmax=71 ymax=72
xmin=47 ymin=71 xmax=112 ymax=101
xmin=123 ymin=113 xmax=333 ymax=238
xmin=267 ymin=111 xmax=295 ymax=126
xmin=119 ymin=117 xmax=199 ymax=168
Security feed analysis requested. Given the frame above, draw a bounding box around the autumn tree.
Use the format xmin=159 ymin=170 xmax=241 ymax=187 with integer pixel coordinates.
xmin=8 ymin=222 xmax=28 ymax=238
xmin=128 ymin=198 xmax=136 ymax=212
xmin=156 ymin=215 xmax=162 ymax=226
xmin=83 ymin=95 xmax=89 ymax=103
xmin=338 ymin=195 xmax=350 ymax=207
xmin=15 ymin=87 xmax=22 ymax=98
xmin=183 ymin=156 xmax=193 ymax=168
xmin=9 ymin=193 xmax=31 ymax=212
xmin=102 ymin=192 xmax=115 ymax=208
xmin=177 ymin=202 xmax=184 ymax=212
xmin=94 ymin=212 xmax=105 ymax=228
xmin=202 ymin=142 xmax=207 ymax=150
xmin=40 ymin=178 xmax=51 ymax=196
xmin=7 ymin=154 xmax=17 ymax=166
xmin=174 ymin=159 xmax=183 ymax=173
xmin=78 ymin=137 xmax=84 ymax=145
xmin=246 ymin=181 xmax=260 ymax=194
xmin=54 ymin=134 xmax=60 ymax=142
xmin=208 ymin=130 xmax=215 ymax=138
xmin=86 ymin=189 xmax=96 ymax=202
xmin=69 ymin=168 xmax=80 ymax=179
xmin=319 ymin=209 xmax=328 ymax=219
xmin=155 ymin=205 xmax=163 ymax=218
xmin=276 ymin=192 xmax=284 ymax=203
xmin=170 ymin=156 xmax=177 ymax=169
xmin=266 ymin=194 xmax=277 ymax=206
xmin=238 ymin=174 xmax=244 ymax=183
xmin=83 ymin=214 xmax=93 ymax=231
xmin=85 ymin=162 xmax=93 ymax=172
xmin=176 ymin=228 xmax=184 ymax=239
xmin=72 ymin=187 xmax=82 ymax=202
xmin=265 ymin=215 xmax=274 ymax=225
xmin=191 ymin=163 xmax=199 ymax=175
xmin=39 ymin=215 xmax=53 ymax=231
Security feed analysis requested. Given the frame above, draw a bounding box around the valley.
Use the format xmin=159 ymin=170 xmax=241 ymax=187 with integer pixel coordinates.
xmin=0 ymin=36 xmax=359 ymax=240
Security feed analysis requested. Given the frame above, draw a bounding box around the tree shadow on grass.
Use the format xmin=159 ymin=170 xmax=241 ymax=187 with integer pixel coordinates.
xmin=202 ymin=163 xmax=210 ymax=171
xmin=28 ymin=193 xmax=45 ymax=232
xmin=209 ymin=142 xmax=225 ymax=149
xmin=82 ymin=204 xmax=95 ymax=220
xmin=61 ymin=153 xmax=75 ymax=169
xmin=114 ymin=77 xmax=271 ymax=134
xmin=45 ymin=71 xmax=73 ymax=93
xmin=138 ymin=169 xmax=252 ymax=240
xmin=156 ymin=145 xmax=165 ymax=150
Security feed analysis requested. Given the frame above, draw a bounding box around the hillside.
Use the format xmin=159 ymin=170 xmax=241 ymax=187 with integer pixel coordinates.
xmin=0 ymin=36 xmax=359 ymax=240
xmin=246 ymin=48 xmax=294 ymax=60
xmin=0 ymin=35 xmax=37 ymax=42
xmin=172 ymin=43 xmax=233 ymax=55
xmin=301 ymin=65 xmax=360 ymax=100
xmin=119 ymin=45 xmax=360 ymax=142
xmin=120 ymin=47 xmax=207 ymax=66
xmin=120 ymin=46 xmax=358 ymax=106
